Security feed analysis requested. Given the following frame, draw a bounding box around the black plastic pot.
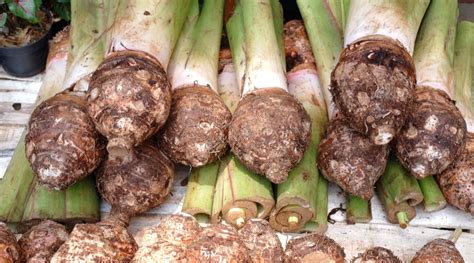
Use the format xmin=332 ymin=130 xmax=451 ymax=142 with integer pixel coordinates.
xmin=0 ymin=25 xmax=52 ymax=78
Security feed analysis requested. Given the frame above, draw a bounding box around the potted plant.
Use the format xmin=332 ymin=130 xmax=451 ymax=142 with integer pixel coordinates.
xmin=0 ymin=0 xmax=58 ymax=77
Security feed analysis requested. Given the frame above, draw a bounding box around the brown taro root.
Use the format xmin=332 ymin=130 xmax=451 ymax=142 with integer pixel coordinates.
xmin=284 ymin=233 xmax=345 ymax=263
xmin=238 ymin=219 xmax=284 ymax=262
xmin=159 ymin=86 xmax=232 ymax=167
xmin=352 ymin=247 xmax=401 ymax=263
xmin=18 ymin=220 xmax=68 ymax=262
xmin=318 ymin=117 xmax=389 ymax=199
xmin=228 ymin=88 xmax=311 ymax=184
xmin=26 ymin=90 xmax=105 ymax=190
xmin=87 ymin=51 xmax=172 ymax=158
xmin=50 ymin=216 xmax=137 ymax=262
xmin=0 ymin=222 xmax=20 ymax=263
xmin=437 ymin=133 xmax=474 ymax=215
xmin=395 ymin=88 xmax=466 ymax=178
xmin=185 ymin=223 xmax=250 ymax=262
xmin=158 ymin=0 xmax=231 ymax=167
xmin=96 ymin=140 xmax=175 ymax=216
xmin=132 ymin=214 xmax=202 ymax=262
xmin=331 ymin=36 xmax=416 ymax=145
xmin=411 ymin=238 xmax=464 ymax=263
xmin=226 ymin=0 xmax=312 ymax=184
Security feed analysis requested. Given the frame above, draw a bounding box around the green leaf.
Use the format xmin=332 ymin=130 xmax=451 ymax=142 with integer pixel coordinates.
xmin=6 ymin=0 xmax=41 ymax=24
xmin=53 ymin=2 xmax=70 ymax=21
xmin=0 ymin=13 xmax=6 ymax=27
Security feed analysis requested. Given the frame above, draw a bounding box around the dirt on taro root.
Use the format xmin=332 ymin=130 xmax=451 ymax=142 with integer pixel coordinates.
xmin=318 ymin=117 xmax=389 ymax=200
xmin=228 ymin=88 xmax=311 ymax=184
xmin=158 ymin=85 xmax=232 ymax=167
xmin=25 ymin=91 xmax=105 ymax=190
xmin=284 ymin=233 xmax=345 ymax=263
xmin=0 ymin=222 xmax=21 ymax=262
xmin=96 ymin=140 xmax=175 ymax=216
xmin=351 ymin=247 xmax=401 ymax=263
xmin=87 ymin=50 xmax=172 ymax=157
xmin=437 ymin=132 xmax=474 ymax=215
xmin=411 ymin=238 xmax=464 ymax=263
xmin=0 ymin=10 xmax=51 ymax=47
xmin=331 ymin=35 xmax=416 ymax=145
xmin=18 ymin=220 xmax=68 ymax=262
xmin=395 ymin=87 xmax=467 ymax=179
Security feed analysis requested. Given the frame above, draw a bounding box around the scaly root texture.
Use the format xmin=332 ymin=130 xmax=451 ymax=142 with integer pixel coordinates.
xmin=0 ymin=222 xmax=20 ymax=262
xmin=351 ymin=247 xmax=401 ymax=263
xmin=51 ymin=221 xmax=137 ymax=262
xmin=96 ymin=140 xmax=175 ymax=216
xmin=395 ymin=87 xmax=467 ymax=179
xmin=228 ymin=88 xmax=311 ymax=183
xmin=331 ymin=36 xmax=416 ymax=145
xmin=284 ymin=233 xmax=345 ymax=263
xmin=87 ymin=50 xmax=172 ymax=158
xmin=318 ymin=118 xmax=389 ymax=200
xmin=132 ymin=214 xmax=202 ymax=262
xmin=18 ymin=220 xmax=68 ymax=262
xmin=238 ymin=219 xmax=284 ymax=262
xmin=411 ymin=238 xmax=464 ymax=263
xmin=159 ymin=85 xmax=232 ymax=167
xmin=26 ymin=91 xmax=105 ymax=190
xmin=185 ymin=223 xmax=250 ymax=262
xmin=437 ymin=133 xmax=474 ymax=215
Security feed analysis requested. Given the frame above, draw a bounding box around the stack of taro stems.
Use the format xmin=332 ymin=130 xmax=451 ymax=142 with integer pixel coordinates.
xmin=0 ymin=0 xmax=119 ymax=229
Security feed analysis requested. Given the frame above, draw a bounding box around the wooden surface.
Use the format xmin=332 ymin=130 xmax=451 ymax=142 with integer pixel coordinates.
xmin=1 ymin=67 xmax=473 ymax=262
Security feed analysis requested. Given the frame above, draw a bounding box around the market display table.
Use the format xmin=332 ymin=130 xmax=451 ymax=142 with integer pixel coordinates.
xmin=1 ymin=68 xmax=473 ymax=262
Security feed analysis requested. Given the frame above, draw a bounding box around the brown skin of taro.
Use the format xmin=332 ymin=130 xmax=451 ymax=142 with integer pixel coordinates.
xmin=185 ymin=223 xmax=251 ymax=263
xmin=132 ymin=214 xmax=202 ymax=262
xmin=238 ymin=219 xmax=284 ymax=263
xmin=18 ymin=220 xmax=68 ymax=263
xmin=331 ymin=36 xmax=416 ymax=145
xmin=437 ymin=132 xmax=474 ymax=215
xmin=395 ymin=87 xmax=467 ymax=179
xmin=158 ymin=85 xmax=232 ymax=167
xmin=284 ymin=233 xmax=345 ymax=263
xmin=87 ymin=50 xmax=172 ymax=158
xmin=96 ymin=141 xmax=175 ymax=216
xmin=0 ymin=223 xmax=20 ymax=263
xmin=318 ymin=117 xmax=389 ymax=200
xmin=351 ymin=247 xmax=401 ymax=263
xmin=26 ymin=91 xmax=105 ymax=190
xmin=50 ymin=221 xmax=137 ymax=262
xmin=284 ymin=20 xmax=316 ymax=73
xmin=228 ymin=88 xmax=312 ymax=183
xmin=411 ymin=238 xmax=464 ymax=263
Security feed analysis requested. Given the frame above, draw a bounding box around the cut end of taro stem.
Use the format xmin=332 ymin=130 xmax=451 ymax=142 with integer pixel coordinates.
xmin=396 ymin=211 xmax=409 ymax=229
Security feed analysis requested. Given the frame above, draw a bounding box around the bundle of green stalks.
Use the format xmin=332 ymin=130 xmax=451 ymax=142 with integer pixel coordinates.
xmin=0 ymin=0 xmax=119 ymax=226
xmin=297 ymin=0 xmax=375 ymax=225
xmin=269 ymin=19 xmax=328 ymax=233
xmin=225 ymin=0 xmax=312 ymax=185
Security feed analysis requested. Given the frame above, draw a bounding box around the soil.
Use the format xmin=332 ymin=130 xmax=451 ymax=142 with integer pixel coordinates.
xmin=0 ymin=9 xmax=52 ymax=48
